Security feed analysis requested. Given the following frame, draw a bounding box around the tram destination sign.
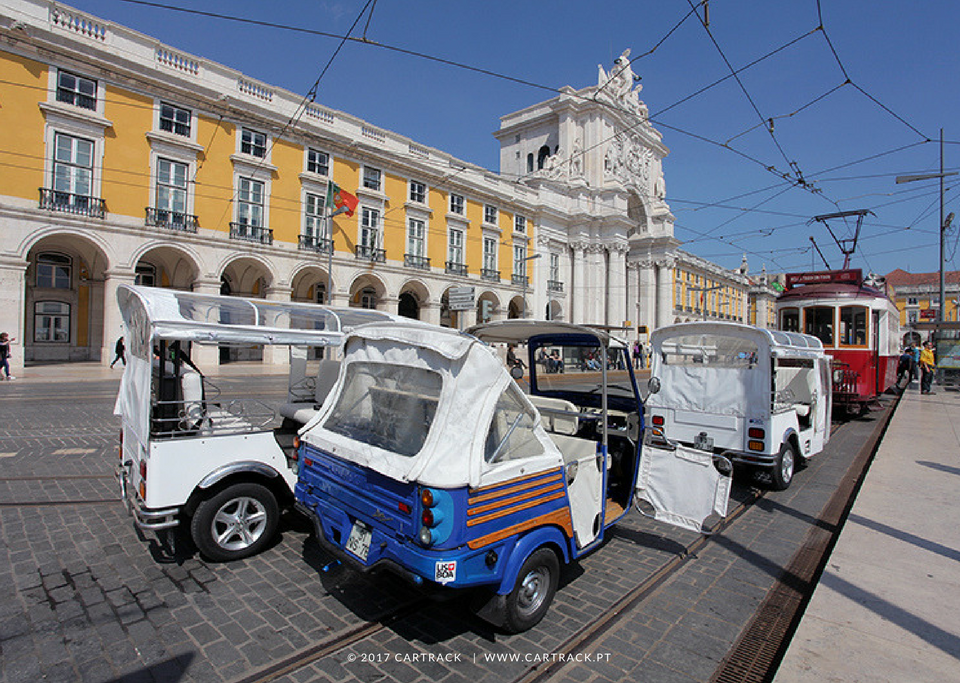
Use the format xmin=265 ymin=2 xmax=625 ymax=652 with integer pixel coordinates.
xmin=785 ymin=269 xmax=862 ymax=288
xmin=448 ymin=286 xmax=475 ymax=311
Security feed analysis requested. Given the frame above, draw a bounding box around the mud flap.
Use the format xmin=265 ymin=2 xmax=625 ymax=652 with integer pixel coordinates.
xmin=635 ymin=441 xmax=731 ymax=534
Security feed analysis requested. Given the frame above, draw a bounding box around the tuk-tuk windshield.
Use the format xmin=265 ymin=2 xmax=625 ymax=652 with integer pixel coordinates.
xmin=324 ymin=361 xmax=442 ymax=457
xmin=660 ymin=334 xmax=760 ymax=369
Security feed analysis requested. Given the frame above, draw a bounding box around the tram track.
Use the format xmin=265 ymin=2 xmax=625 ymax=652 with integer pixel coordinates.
xmin=220 ymin=403 xmax=893 ymax=683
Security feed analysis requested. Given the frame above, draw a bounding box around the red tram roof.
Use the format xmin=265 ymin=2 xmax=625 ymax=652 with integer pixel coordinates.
xmin=778 ymin=269 xmax=890 ymax=302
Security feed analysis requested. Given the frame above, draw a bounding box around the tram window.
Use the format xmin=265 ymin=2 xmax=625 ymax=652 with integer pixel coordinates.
xmin=780 ymin=308 xmax=800 ymax=332
xmin=804 ymin=307 xmax=834 ymax=346
xmin=839 ymin=306 xmax=868 ymax=346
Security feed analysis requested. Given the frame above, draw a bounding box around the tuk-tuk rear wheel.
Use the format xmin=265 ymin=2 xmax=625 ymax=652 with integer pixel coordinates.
xmin=770 ymin=442 xmax=796 ymax=491
xmin=502 ymin=547 xmax=559 ymax=633
xmin=190 ymin=482 xmax=279 ymax=562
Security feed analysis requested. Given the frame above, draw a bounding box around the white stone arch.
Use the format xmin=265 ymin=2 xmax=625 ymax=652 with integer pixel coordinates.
xmin=219 ymin=255 xmax=277 ymax=298
xmin=131 ymin=242 xmax=202 ymax=289
xmin=290 ymin=263 xmax=331 ymax=304
xmin=22 ymin=230 xmax=113 ymax=363
xmin=476 ymin=290 xmax=502 ymax=324
xmin=546 ymin=299 xmax=564 ymax=321
xmin=348 ymin=273 xmax=387 ymax=310
xmin=627 ymin=191 xmax=651 ymax=237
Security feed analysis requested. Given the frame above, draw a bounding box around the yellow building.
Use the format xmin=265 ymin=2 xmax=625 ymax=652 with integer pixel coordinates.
xmin=886 ymin=268 xmax=960 ymax=329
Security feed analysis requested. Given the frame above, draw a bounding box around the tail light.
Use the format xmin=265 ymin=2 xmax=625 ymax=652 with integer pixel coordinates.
xmin=651 ymin=415 xmax=664 ymax=426
xmin=138 ymin=460 xmax=147 ymax=500
xmin=419 ymin=487 xmax=438 ymax=546
xmin=748 ymin=427 xmax=765 ymax=439
xmin=118 ymin=429 xmax=123 ymax=461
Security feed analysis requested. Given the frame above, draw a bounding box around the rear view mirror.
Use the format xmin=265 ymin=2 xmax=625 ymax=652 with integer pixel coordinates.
xmin=510 ymin=365 xmax=524 ymax=380
xmin=647 ymin=377 xmax=661 ymax=394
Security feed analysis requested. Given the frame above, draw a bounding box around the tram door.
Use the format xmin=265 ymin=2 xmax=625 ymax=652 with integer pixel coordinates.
xmin=872 ymin=310 xmax=881 ymax=394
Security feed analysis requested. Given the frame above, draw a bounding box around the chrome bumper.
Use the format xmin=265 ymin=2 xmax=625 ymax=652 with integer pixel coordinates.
xmin=115 ymin=462 xmax=180 ymax=531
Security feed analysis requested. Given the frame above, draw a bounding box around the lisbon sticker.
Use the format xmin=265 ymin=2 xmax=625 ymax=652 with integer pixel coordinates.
xmin=435 ymin=560 xmax=457 ymax=584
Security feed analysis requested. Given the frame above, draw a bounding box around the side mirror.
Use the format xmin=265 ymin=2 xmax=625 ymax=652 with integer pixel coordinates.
xmin=510 ymin=365 xmax=524 ymax=380
xmin=647 ymin=376 xmax=661 ymax=394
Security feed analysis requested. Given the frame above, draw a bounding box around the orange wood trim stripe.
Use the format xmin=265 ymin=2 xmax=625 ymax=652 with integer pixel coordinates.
xmin=468 ymin=468 xmax=564 ymax=496
xmin=467 ymin=472 xmax=564 ymax=505
xmin=467 ymin=482 xmax=565 ymax=516
xmin=466 ymin=490 xmax=566 ymax=527
xmin=467 ymin=507 xmax=573 ymax=550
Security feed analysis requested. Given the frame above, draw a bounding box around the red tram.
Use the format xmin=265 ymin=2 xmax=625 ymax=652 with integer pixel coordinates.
xmin=776 ymin=269 xmax=899 ymax=414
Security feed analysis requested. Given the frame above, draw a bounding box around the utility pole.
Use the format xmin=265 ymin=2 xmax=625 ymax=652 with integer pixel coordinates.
xmin=896 ymin=129 xmax=956 ymax=323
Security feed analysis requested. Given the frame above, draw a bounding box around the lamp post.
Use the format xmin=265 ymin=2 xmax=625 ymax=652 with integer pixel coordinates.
xmin=521 ymin=253 xmax=542 ymax=318
xmin=896 ymin=128 xmax=957 ymax=324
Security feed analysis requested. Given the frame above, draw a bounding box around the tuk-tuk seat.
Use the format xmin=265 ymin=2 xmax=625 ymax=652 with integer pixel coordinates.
xmin=528 ymin=395 xmax=580 ymax=435
xmin=278 ymin=360 xmax=342 ymax=426
xmin=549 ymin=432 xmax=598 ymax=466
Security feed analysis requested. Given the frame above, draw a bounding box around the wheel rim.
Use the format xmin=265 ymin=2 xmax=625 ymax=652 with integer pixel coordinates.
xmin=781 ymin=448 xmax=795 ymax=483
xmin=210 ymin=496 xmax=268 ymax=551
xmin=516 ymin=566 xmax=550 ymax=618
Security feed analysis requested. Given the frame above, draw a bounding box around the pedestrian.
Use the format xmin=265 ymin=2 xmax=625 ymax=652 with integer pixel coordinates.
xmin=0 ymin=332 xmax=14 ymax=380
xmin=506 ymin=344 xmax=525 ymax=371
xmin=919 ymin=341 xmax=936 ymax=394
xmin=639 ymin=341 xmax=647 ymax=369
xmin=897 ymin=347 xmax=913 ymax=386
xmin=633 ymin=341 xmax=641 ymax=369
xmin=110 ymin=336 xmax=126 ymax=368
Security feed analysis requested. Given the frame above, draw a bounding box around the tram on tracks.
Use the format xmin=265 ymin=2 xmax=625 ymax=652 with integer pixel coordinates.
xmin=775 ymin=269 xmax=899 ymax=414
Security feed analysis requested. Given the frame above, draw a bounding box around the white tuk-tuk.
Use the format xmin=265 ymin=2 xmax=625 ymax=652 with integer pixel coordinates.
xmin=294 ymin=320 xmax=732 ymax=632
xmin=114 ymin=284 xmax=397 ymax=561
xmin=642 ymin=322 xmax=831 ymax=494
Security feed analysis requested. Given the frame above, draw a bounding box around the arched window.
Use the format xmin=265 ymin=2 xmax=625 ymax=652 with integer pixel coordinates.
xmin=36 ymin=253 xmax=72 ymax=289
xmin=526 ymin=153 xmax=534 ymax=173
xmin=398 ymin=292 xmax=420 ymax=319
xmin=537 ymin=145 xmax=550 ymax=170
xmin=34 ymin=301 xmax=71 ymax=342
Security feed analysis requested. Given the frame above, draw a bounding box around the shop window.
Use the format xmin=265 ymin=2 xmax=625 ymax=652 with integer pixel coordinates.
xmin=34 ymin=301 xmax=71 ymax=342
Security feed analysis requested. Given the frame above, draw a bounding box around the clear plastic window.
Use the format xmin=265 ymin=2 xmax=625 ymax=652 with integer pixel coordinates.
xmin=484 ymin=385 xmax=544 ymax=463
xmin=659 ymin=334 xmax=760 ymax=368
xmin=839 ymin=306 xmax=868 ymax=346
xmin=325 ymin=362 xmax=441 ymax=457
xmin=804 ymin=306 xmax=834 ymax=346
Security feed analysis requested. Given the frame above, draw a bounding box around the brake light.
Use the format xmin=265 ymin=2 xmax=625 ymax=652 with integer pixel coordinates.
xmin=652 ymin=415 xmax=664 ymax=426
xmin=138 ymin=460 xmax=147 ymax=500
xmin=292 ymin=436 xmax=301 ymax=460
xmin=748 ymin=427 xmax=765 ymax=439
xmin=422 ymin=509 xmax=434 ymax=526
xmin=419 ymin=487 xmax=443 ymax=547
xmin=398 ymin=502 xmax=411 ymax=514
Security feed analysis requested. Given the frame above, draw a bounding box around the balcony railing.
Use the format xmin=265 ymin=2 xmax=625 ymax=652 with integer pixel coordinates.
xmin=355 ymin=245 xmax=386 ymax=262
xmin=145 ymin=207 xmax=198 ymax=233
xmin=512 ymin=274 xmax=529 ymax=286
xmin=481 ymin=268 xmax=501 ymax=282
xmin=404 ymin=254 xmax=430 ymax=270
xmin=299 ymin=235 xmax=333 ymax=254
xmin=445 ymin=261 xmax=468 ymax=277
xmin=39 ymin=188 xmax=105 ymax=218
xmin=229 ymin=222 xmax=273 ymax=245
xmin=547 ymin=279 xmax=564 ymax=293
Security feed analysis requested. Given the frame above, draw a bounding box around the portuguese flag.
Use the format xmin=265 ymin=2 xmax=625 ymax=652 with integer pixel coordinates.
xmin=326 ymin=182 xmax=358 ymax=218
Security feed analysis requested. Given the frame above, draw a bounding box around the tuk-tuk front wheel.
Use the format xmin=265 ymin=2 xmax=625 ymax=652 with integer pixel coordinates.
xmin=503 ymin=547 xmax=559 ymax=633
xmin=190 ymin=482 xmax=279 ymax=562
xmin=770 ymin=442 xmax=796 ymax=491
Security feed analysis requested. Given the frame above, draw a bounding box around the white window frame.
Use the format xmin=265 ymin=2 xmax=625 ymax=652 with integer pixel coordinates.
xmin=236 ymin=177 xmax=265 ymax=228
xmin=513 ymin=245 xmax=528 ymax=277
xmin=52 ymin=132 xmax=94 ymax=200
xmin=484 ymin=204 xmax=498 ymax=225
xmin=306 ymin=148 xmax=330 ymax=176
xmin=240 ymin=128 xmax=267 ymax=158
xmin=159 ymin=102 xmax=191 ymax=137
xmin=407 ymin=218 xmax=426 ymax=257
xmin=448 ymin=228 xmax=464 ymax=265
xmin=450 ymin=193 xmax=465 ymax=215
xmin=34 ymin=301 xmax=71 ymax=343
xmin=483 ymin=237 xmax=498 ymax=272
xmin=409 ymin=180 xmax=427 ymax=204
xmin=304 ymin=193 xmax=327 ymax=239
xmin=156 ymin=157 xmax=189 ymax=215
xmin=514 ymin=214 xmax=526 ymax=233
xmin=36 ymin=252 xmax=72 ymax=289
xmin=360 ymin=207 xmax=381 ymax=250
xmin=362 ymin=166 xmax=382 ymax=192
xmin=56 ymin=70 xmax=97 ymax=111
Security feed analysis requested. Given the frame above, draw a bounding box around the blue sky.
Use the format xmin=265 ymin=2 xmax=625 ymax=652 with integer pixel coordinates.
xmin=67 ymin=0 xmax=960 ymax=278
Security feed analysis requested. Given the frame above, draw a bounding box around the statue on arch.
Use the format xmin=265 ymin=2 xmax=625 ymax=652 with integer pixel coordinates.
xmin=597 ymin=48 xmax=643 ymax=112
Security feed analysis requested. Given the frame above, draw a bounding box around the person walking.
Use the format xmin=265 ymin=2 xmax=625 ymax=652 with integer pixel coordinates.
xmin=110 ymin=336 xmax=126 ymax=368
xmin=919 ymin=340 xmax=936 ymax=394
xmin=0 ymin=332 xmax=15 ymax=380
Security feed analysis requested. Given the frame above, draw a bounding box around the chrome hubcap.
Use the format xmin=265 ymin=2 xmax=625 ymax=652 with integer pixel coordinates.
xmin=517 ymin=567 xmax=549 ymax=617
xmin=211 ymin=496 xmax=267 ymax=551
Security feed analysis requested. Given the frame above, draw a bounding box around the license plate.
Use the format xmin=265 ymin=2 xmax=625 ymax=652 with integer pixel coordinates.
xmin=344 ymin=522 xmax=372 ymax=561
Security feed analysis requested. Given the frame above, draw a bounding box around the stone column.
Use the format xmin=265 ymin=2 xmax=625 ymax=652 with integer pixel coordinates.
xmin=571 ymin=243 xmax=586 ymax=324
xmin=191 ymin=278 xmax=223 ymax=368
xmin=421 ymin=301 xmax=441 ymax=327
xmin=638 ymin=260 xmax=657 ymax=333
xmin=608 ymin=244 xmax=628 ymax=328
xmin=655 ymin=258 xmax=674 ymax=329
xmin=101 ymin=269 xmax=137 ymax=366
xmin=0 ymin=257 xmax=27 ymax=374
xmin=263 ymin=284 xmax=293 ymax=367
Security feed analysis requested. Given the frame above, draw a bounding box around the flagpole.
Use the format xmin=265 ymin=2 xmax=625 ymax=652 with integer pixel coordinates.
xmin=326 ymin=205 xmax=333 ymax=307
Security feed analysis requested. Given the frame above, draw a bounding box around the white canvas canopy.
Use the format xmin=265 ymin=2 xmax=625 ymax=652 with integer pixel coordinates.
xmin=300 ymin=322 xmax=563 ymax=489
xmin=467 ymin=319 xmax=627 ymax=349
xmin=114 ymin=284 xmax=396 ymax=448
xmin=646 ymin=321 xmax=824 ymax=420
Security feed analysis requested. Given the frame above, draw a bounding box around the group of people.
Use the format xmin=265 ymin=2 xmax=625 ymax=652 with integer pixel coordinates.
xmin=898 ymin=341 xmax=937 ymax=394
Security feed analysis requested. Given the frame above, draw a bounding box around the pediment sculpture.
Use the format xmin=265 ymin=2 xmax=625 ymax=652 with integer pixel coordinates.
xmin=597 ymin=49 xmax=645 ymax=116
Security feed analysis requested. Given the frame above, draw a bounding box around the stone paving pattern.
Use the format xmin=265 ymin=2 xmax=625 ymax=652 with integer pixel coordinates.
xmin=0 ymin=376 xmax=891 ymax=683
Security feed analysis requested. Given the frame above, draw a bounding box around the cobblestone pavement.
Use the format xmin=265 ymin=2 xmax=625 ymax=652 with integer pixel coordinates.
xmin=0 ymin=376 xmax=893 ymax=683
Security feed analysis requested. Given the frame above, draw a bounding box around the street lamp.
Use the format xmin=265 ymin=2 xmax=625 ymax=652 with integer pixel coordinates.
xmin=521 ymin=253 xmax=542 ymax=318
xmin=896 ymin=128 xmax=957 ymax=324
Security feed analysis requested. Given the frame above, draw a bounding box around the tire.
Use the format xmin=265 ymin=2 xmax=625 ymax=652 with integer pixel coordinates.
xmin=502 ymin=547 xmax=559 ymax=633
xmin=190 ymin=482 xmax=279 ymax=562
xmin=770 ymin=442 xmax=797 ymax=491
